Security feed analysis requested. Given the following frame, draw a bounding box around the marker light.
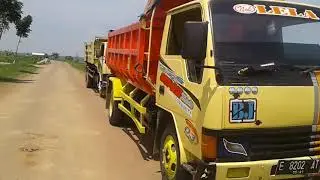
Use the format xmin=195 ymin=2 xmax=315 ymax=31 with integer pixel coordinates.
xmin=244 ymin=87 xmax=251 ymax=94
xmin=229 ymin=87 xmax=237 ymax=94
xmin=251 ymin=87 xmax=258 ymax=95
xmin=227 ymin=168 xmax=250 ymax=178
xmin=237 ymin=87 xmax=244 ymax=95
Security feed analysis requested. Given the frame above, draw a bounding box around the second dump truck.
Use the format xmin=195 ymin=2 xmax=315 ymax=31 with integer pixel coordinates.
xmin=85 ymin=37 xmax=110 ymax=97
xmin=104 ymin=0 xmax=320 ymax=179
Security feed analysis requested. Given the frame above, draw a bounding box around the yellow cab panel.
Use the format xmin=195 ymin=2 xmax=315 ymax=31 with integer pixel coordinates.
xmin=199 ymin=0 xmax=320 ymax=179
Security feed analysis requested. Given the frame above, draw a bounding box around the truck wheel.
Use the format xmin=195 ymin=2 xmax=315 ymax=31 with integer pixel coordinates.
xmin=100 ymin=88 xmax=106 ymax=98
xmin=85 ymin=70 xmax=93 ymax=88
xmin=94 ymin=75 xmax=99 ymax=89
xmin=105 ymin=82 xmax=111 ymax=109
xmin=99 ymin=79 xmax=106 ymax=98
xmin=108 ymin=89 xmax=124 ymax=126
xmin=160 ymin=125 xmax=191 ymax=180
xmin=96 ymin=75 xmax=106 ymax=98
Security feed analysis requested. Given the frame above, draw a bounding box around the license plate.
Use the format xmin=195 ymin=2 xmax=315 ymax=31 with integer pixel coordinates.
xmin=276 ymin=159 xmax=320 ymax=175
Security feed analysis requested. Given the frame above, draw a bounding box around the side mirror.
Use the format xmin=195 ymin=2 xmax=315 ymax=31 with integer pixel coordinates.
xmin=96 ymin=45 xmax=105 ymax=58
xmin=181 ymin=21 xmax=208 ymax=60
xmin=96 ymin=50 xmax=102 ymax=58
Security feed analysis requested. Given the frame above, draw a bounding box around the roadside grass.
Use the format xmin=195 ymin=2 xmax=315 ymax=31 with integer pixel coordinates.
xmin=66 ymin=60 xmax=85 ymax=72
xmin=0 ymin=55 xmax=40 ymax=82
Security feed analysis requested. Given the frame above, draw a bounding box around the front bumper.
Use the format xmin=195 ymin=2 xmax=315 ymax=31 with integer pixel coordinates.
xmin=198 ymin=156 xmax=320 ymax=180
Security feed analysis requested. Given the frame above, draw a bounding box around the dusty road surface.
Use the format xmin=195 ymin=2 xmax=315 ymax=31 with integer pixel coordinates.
xmin=0 ymin=61 xmax=161 ymax=180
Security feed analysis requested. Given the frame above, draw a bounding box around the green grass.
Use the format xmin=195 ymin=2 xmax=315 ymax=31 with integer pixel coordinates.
xmin=66 ymin=60 xmax=85 ymax=72
xmin=0 ymin=55 xmax=40 ymax=82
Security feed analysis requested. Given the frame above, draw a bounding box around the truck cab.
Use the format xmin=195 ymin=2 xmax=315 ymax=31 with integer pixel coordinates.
xmin=106 ymin=0 xmax=320 ymax=179
xmin=156 ymin=0 xmax=320 ymax=179
xmin=85 ymin=37 xmax=110 ymax=97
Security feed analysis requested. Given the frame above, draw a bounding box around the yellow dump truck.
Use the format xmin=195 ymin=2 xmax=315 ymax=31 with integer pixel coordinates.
xmin=105 ymin=0 xmax=320 ymax=179
xmin=84 ymin=37 xmax=110 ymax=97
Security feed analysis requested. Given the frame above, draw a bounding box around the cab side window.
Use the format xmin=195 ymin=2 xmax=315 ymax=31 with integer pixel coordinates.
xmin=167 ymin=8 xmax=204 ymax=83
xmin=167 ymin=8 xmax=202 ymax=55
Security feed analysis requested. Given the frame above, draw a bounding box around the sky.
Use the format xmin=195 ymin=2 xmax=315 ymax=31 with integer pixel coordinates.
xmin=0 ymin=0 xmax=147 ymax=56
xmin=0 ymin=0 xmax=319 ymax=57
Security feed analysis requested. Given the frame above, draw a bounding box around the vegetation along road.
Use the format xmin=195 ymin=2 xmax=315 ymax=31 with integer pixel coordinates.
xmin=0 ymin=55 xmax=39 ymax=82
xmin=0 ymin=61 xmax=160 ymax=180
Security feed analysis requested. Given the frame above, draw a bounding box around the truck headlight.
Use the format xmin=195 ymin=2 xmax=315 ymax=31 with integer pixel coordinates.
xmin=223 ymin=138 xmax=248 ymax=156
xmin=218 ymin=137 xmax=249 ymax=162
xmin=201 ymin=129 xmax=249 ymax=162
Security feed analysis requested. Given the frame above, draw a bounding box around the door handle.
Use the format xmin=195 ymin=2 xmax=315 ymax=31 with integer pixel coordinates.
xmin=159 ymin=85 xmax=165 ymax=95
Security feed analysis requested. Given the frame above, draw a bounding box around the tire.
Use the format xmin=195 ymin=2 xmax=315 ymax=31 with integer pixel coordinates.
xmin=160 ymin=125 xmax=192 ymax=180
xmin=99 ymin=79 xmax=106 ymax=98
xmin=105 ymin=81 xmax=112 ymax=109
xmin=94 ymin=74 xmax=99 ymax=89
xmin=107 ymin=89 xmax=124 ymax=126
xmin=97 ymin=75 xmax=106 ymax=98
xmin=85 ymin=70 xmax=93 ymax=88
xmin=99 ymin=88 xmax=106 ymax=98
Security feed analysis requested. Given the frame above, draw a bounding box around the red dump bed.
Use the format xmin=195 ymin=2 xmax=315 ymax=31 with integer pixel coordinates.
xmin=106 ymin=0 xmax=192 ymax=95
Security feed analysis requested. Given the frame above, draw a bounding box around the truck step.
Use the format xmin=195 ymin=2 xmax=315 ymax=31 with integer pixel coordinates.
xmin=118 ymin=104 xmax=145 ymax=134
xmin=111 ymin=79 xmax=149 ymax=134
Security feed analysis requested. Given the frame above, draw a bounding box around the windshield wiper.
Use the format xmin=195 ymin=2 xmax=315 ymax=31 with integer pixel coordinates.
xmin=237 ymin=62 xmax=311 ymax=76
xmin=238 ymin=63 xmax=279 ymax=76
xmin=196 ymin=63 xmax=320 ymax=78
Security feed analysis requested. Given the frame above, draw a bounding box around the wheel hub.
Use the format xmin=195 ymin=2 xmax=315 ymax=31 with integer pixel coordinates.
xmin=162 ymin=135 xmax=177 ymax=180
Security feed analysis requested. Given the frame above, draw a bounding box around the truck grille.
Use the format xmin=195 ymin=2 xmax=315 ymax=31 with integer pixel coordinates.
xmin=214 ymin=126 xmax=320 ymax=162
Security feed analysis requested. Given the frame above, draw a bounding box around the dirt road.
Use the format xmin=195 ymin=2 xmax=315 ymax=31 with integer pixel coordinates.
xmin=0 ymin=61 xmax=161 ymax=180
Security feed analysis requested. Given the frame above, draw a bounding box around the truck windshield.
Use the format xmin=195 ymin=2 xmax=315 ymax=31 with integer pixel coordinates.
xmin=211 ymin=0 xmax=320 ymax=66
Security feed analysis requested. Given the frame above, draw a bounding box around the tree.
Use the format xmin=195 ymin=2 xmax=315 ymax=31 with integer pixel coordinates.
xmin=51 ymin=52 xmax=59 ymax=60
xmin=14 ymin=15 xmax=32 ymax=61
xmin=0 ymin=0 xmax=23 ymax=39
xmin=65 ymin=56 xmax=74 ymax=61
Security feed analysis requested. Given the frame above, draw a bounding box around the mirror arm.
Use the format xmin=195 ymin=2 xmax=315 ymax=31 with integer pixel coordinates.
xmin=196 ymin=65 xmax=221 ymax=71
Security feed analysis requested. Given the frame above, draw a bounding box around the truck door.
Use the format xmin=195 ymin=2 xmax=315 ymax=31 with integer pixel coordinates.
xmin=156 ymin=4 xmax=207 ymax=158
